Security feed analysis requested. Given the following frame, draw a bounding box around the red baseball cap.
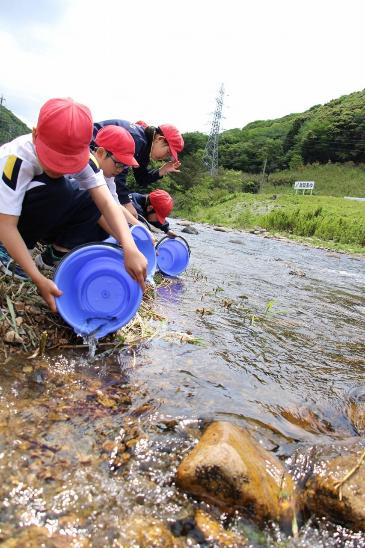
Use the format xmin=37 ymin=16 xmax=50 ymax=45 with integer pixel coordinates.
xmin=135 ymin=120 xmax=149 ymax=128
xmin=158 ymin=124 xmax=184 ymax=161
xmin=95 ymin=126 xmax=139 ymax=167
xmin=35 ymin=97 xmax=93 ymax=174
xmin=149 ymin=189 xmax=173 ymax=224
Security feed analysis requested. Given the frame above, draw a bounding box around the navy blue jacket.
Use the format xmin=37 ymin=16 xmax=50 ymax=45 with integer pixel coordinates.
xmin=93 ymin=120 xmax=162 ymax=205
xmin=129 ymin=192 xmax=170 ymax=234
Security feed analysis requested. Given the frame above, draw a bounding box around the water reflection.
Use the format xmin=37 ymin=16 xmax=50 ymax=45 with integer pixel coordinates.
xmin=157 ymin=279 xmax=185 ymax=304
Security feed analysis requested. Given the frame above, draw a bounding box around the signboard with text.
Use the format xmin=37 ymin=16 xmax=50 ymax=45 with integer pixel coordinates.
xmin=294 ymin=181 xmax=315 ymax=194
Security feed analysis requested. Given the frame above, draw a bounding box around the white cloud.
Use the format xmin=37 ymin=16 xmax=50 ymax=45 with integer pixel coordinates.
xmin=1 ymin=0 xmax=364 ymax=133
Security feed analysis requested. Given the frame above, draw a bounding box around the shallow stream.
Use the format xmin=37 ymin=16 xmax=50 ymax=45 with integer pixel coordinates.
xmin=1 ymin=222 xmax=365 ymax=546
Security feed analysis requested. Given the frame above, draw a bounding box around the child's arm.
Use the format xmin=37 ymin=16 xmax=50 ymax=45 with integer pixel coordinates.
xmin=89 ymin=186 xmax=147 ymax=290
xmin=0 ymin=214 xmax=62 ymax=311
xmin=120 ymin=205 xmax=140 ymax=226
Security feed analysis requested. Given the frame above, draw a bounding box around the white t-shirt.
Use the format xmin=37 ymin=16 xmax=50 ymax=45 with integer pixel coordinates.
xmin=87 ymin=153 xmax=120 ymax=204
xmin=104 ymin=176 xmax=119 ymax=203
xmin=0 ymin=134 xmax=106 ymax=216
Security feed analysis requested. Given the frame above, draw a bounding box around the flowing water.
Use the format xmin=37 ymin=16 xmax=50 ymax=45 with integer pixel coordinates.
xmin=1 ymin=222 xmax=365 ymax=546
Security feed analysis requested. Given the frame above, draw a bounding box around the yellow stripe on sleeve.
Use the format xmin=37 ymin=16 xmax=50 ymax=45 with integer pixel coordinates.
xmin=3 ymin=155 xmax=18 ymax=181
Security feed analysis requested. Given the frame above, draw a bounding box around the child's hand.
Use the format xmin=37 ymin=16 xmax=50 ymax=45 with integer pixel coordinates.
xmin=158 ymin=160 xmax=181 ymax=176
xmin=124 ymin=248 xmax=147 ymax=291
xmin=35 ymin=276 xmax=63 ymax=312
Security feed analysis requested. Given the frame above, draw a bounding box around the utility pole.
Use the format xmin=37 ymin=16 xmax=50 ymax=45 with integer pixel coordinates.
xmin=202 ymin=83 xmax=225 ymax=176
xmin=0 ymin=94 xmax=5 ymax=107
xmin=260 ymin=157 xmax=267 ymax=192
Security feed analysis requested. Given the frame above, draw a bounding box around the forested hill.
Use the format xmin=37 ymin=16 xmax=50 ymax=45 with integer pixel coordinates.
xmin=182 ymin=89 xmax=365 ymax=173
xmin=0 ymin=104 xmax=30 ymax=146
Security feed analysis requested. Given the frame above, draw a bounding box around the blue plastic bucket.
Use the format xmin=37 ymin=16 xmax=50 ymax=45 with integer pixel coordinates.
xmin=155 ymin=236 xmax=190 ymax=277
xmin=104 ymin=224 xmax=156 ymax=281
xmin=54 ymin=243 xmax=142 ymax=339
xmin=130 ymin=224 xmax=156 ymax=281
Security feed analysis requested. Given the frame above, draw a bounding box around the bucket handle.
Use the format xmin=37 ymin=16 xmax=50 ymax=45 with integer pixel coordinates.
xmin=137 ymin=214 xmax=154 ymax=232
xmin=155 ymin=235 xmax=191 ymax=257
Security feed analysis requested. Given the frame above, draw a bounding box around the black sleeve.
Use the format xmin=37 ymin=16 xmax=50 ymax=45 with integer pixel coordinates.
xmin=160 ymin=221 xmax=170 ymax=233
xmin=114 ymin=168 xmax=131 ymax=204
xmin=132 ymin=166 xmax=162 ymax=189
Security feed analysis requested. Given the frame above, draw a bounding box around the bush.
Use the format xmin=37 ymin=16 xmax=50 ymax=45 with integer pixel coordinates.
xmin=262 ymin=204 xmax=365 ymax=246
xmin=242 ymin=180 xmax=259 ymax=193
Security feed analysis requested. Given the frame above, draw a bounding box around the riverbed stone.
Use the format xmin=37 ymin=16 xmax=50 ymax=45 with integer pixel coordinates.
xmin=347 ymin=402 xmax=365 ymax=435
xmin=302 ymin=441 xmax=365 ymax=531
xmin=195 ymin=508 xmax=247 ymax=545
xmin=119 ymin=516 xmax=183 ymax=547
xmin=4 ymin=330 xmax=23 ymax=344
xmin=0 ymin=526 xmax=90 ymax=547
xmin=176 ymin=421 xmax=297 ymax=526
xmin=182 ymin=225 xmax=199 ymax=235
xmin=176 ymin=220 xmax=191 ymax=226
xmin=347 ymin=388 xmax=365 ymax=435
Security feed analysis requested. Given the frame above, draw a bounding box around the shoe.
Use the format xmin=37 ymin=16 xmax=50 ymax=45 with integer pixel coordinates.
xmin=34 ymin=245 xmax=65 ymax=272
xmin=0 ymin=244 xmax=29 ymax=280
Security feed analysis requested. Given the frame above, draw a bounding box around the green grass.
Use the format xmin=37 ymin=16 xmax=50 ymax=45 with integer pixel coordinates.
xmin=175 ymin=193 xmax=365 ymax=254
xmin=168 ymin=161 xmax=365 ymax=253
xmin=263 ymin=163 xmax=365 ymax=197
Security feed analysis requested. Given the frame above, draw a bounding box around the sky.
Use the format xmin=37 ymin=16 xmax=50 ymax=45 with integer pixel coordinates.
xmin=1 ymin=0 xmax=364 ymax=134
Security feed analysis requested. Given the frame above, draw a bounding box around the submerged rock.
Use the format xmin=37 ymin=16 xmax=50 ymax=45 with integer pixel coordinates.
xmin=347 ymin=387 xmax=365 ymax=435
xmin=302 ymin=441 xmax=365 ymax=531
xmin=176 ymin=421 xmax=297 ymax=526
xmin=195 ymin=508 xmax=247 ymax=545
xmin=119 ymin=516 xmax=182 ymax=547
xmin=347 ymin=402 xmax=365 ymax=435
xmin=289 ymin=269 xmax=306 ymax=277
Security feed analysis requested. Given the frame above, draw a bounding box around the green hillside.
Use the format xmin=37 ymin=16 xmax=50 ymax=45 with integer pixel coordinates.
xmin=182 ymin=89 xmax=365 ymax=173
xmin=0 ymin=104 xmax=31 ymax=146
xmin=164 ymin=90 xmax=365 ymax=252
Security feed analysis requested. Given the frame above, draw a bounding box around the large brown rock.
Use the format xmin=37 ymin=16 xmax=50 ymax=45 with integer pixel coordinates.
xmin=303 ymin=441 xmax=365 ymax=531
xmin=176 ymin=421 xmax=297 ymax=526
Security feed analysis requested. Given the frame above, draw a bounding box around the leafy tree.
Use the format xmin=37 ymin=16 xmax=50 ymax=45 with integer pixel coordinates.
xmin=0 ymin=105 xmax=30 ymax=145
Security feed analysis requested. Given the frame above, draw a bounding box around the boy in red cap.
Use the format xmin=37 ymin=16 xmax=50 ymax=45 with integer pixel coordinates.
xmin=129 ymin=189 xmax=176 ymax=238
xmin=92 ymin=120 xmax=184 ymax=217
xmin=0 ymin=98 xmax=147 ymax=312
xmin=35 ymin=124 xmax=145 ymax=268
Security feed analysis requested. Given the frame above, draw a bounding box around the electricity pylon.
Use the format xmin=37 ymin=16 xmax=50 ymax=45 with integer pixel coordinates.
xmin=202 ymin=83 xmax=225 ymax=176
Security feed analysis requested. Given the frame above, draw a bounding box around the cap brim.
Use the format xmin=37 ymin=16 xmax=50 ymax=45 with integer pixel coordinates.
xmin=35 ymin=137 xmax=90 ymax=174
xmin=114 ymin=152 xmax=139 ymax=167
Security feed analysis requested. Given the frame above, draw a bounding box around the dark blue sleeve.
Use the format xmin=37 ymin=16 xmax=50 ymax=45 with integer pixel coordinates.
xmin=114 ymin=168 xmax=130 ymax=204
xmin=132 ymin=166 xmax=162 ymax=188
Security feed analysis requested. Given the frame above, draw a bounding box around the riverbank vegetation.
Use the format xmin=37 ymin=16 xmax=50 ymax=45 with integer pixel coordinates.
xmin=158 ymin=89 xmax=365 ymax=253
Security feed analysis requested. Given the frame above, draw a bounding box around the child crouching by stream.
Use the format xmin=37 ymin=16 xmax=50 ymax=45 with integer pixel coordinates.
xmin=0 ymin=98 xmax=146 ymax=312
